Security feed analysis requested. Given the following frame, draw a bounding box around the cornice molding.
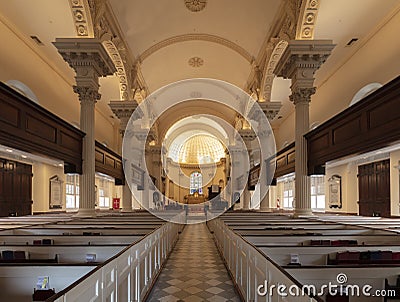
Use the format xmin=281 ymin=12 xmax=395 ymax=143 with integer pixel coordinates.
xmin=138 ymin=34 xmax=253 ymax=63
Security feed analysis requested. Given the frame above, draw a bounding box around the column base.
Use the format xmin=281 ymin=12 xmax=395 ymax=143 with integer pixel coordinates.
xmin=75 ymin=208 xmax=96 ymax=217
xmin=120 ymin=207 xmax=133 ymax=213
xmin=293 ymin=208 xmax=313 ymax=218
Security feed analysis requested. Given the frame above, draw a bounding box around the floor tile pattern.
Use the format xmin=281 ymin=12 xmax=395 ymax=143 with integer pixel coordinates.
xmin=146 ymin=223 xmax=242 ymax=302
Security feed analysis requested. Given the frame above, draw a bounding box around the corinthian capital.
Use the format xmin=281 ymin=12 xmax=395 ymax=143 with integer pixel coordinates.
xmin=289 ymin=87 xmax=316 ymax=105
xmin=73 ymin=86 xmax=101 ymax=103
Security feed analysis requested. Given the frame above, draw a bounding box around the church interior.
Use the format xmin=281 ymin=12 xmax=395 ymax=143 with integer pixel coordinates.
xmin=0 ymin=0 xmax=400 ymax=301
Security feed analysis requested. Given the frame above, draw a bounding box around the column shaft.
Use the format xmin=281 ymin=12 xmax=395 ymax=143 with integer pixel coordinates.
xmin=294 ymin=100 xmax=311 ymax=216
xmin=78 ymin=93 xmax=97 ymax=216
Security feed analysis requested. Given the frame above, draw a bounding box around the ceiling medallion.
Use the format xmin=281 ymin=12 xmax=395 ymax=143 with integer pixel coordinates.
xmin=184 ymin=0 xmax=207 ymax=12
xmin=188 ymin=57 xmax=204 ymax=67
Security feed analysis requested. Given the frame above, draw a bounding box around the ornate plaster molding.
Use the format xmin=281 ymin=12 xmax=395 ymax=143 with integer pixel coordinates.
xmin=184 ymin=0 xmax=207 ymax=12
xmin=138 ymin=34 xmax=253 ymax=63
xmin=188 ymin=57 xmax=204 ymax=67
xmin=109 ymin=100 xmax=138 ymax=133
xmin=260 ymin=40 xmax=288 ymax=101
xmin=296 ymin=0 xmax=321 ymax=40
xmin=245 ymin=0 xmax=302 ymax=94
xmin=53 ymin=38 xmax=116 ymax=79
xmin=68 ymin=0 xmax=149 ymax=101
xmin=102 ymin=41 xmax=130 ymax=100
xmin=68 ymin=0 xmax=94 ymax=37
xmin=274 ymin=39 xmax=335 ymax=92
xmin=289 ymin=87 xmax=316 ymax=104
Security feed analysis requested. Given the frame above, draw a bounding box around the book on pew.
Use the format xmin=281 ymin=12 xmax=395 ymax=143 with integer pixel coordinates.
xmin=33 ymin=277 xmax=55 ymax=302
xmin=42 ymin=239 xmax=53 ymax=245
xmin=13 ymin=250 xmax=27 ymax=260
xmin=1 ymin=250 xmax=14 ymax=260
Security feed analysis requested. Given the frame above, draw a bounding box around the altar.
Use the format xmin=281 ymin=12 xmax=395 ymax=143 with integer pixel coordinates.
xmin=185 ymin=192 xmax=206 ymax=204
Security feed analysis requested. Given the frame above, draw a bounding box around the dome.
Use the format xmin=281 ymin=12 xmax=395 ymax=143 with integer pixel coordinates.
xmin=177 ymin=134 xmax=225 ymax=164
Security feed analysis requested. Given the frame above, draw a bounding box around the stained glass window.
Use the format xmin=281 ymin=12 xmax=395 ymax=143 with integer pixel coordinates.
xmin=190 ymin=172 xmax=203 ymax=194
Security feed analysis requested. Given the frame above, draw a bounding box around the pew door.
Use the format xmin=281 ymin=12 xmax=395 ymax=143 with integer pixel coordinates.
xmin=0 ymin=158 xmax=33 ymax=217
xmin=358 ymin=159 xmax=390 ymax=217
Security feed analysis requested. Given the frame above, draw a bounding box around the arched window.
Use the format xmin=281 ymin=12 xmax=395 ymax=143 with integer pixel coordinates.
xmin=190 ymin=172 xmax=203 ymax=194
xmin=5 ymin=80 xmax=39 ymax=104
xmin=349 ymin=83 xmax=382 ymax=107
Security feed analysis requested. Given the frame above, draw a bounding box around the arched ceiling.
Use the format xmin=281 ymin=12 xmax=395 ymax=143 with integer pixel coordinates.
xmin=109 ymin=0 xmax=281 ymax=57
xmin=108 ymin=0 xmax=283 ymax=92
xmin=156 ymin=99 xmax=237 ymax=141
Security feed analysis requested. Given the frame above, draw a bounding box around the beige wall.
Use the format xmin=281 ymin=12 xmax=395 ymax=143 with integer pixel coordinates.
xmin=325 ymin=163 xmax=358 ymax=214
xmin=276 ymin=8 xmax=400 ymax=148
xmin=166 ymin=160 xmax=226 ymax=204
xmin=32 ymin=163 xmax=65 ymax=213
xmin=390 ymin=150 xmax=400 ymax=216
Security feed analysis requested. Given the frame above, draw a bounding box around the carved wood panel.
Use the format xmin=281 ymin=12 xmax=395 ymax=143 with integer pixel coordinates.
xmin=306 ymin=75 xmax=400 ymax=175
xmin=0 ymin=82 xmax=84 ymax=173
xmin=358 ymin=159 xmax=390 ymax=217
xmin=0 ymin=158 xmax=32 ymax=217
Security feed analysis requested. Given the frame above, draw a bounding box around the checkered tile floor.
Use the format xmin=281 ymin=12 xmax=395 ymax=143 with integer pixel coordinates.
xmin=146 ymin=223 xmax=242 ymax=302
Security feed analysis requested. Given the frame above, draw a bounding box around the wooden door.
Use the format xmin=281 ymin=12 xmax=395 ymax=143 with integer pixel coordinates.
xmin=358 ymin=159 xmax=390 ymax=217
xmin=0 ymin=158 xmax=32 ymax=217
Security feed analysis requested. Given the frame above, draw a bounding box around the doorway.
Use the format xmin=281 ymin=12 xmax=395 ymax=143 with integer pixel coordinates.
xmin=0 ymin=158 xmax=33 ymax=216
xmin=358 ymin=159 xmax=390 ymax=217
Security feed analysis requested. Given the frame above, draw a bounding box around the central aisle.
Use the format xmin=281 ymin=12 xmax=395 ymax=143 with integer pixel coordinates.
xmin=146 ymin=223 xmax=241 ymax=302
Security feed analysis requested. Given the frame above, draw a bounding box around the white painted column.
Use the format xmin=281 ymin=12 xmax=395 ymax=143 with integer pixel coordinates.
xmin=227 ymin=146 xmax=242 ymax=209
xmin=77 ymin=90 xmax=98 ymax=216
xmin=291 ymin=89 xmax=314 ymax=216
xmin=274 ymin=40 xmax=335 ymax=217
xmin=54 ymin=38 xmax=116 ymax=217
xmin=109 ymin=101 xmax=138 ymax=212
xmin=239 ymin=129 xmax=256 ymax=210
xmin=260 ymin=191 xmax=270 ymax=212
